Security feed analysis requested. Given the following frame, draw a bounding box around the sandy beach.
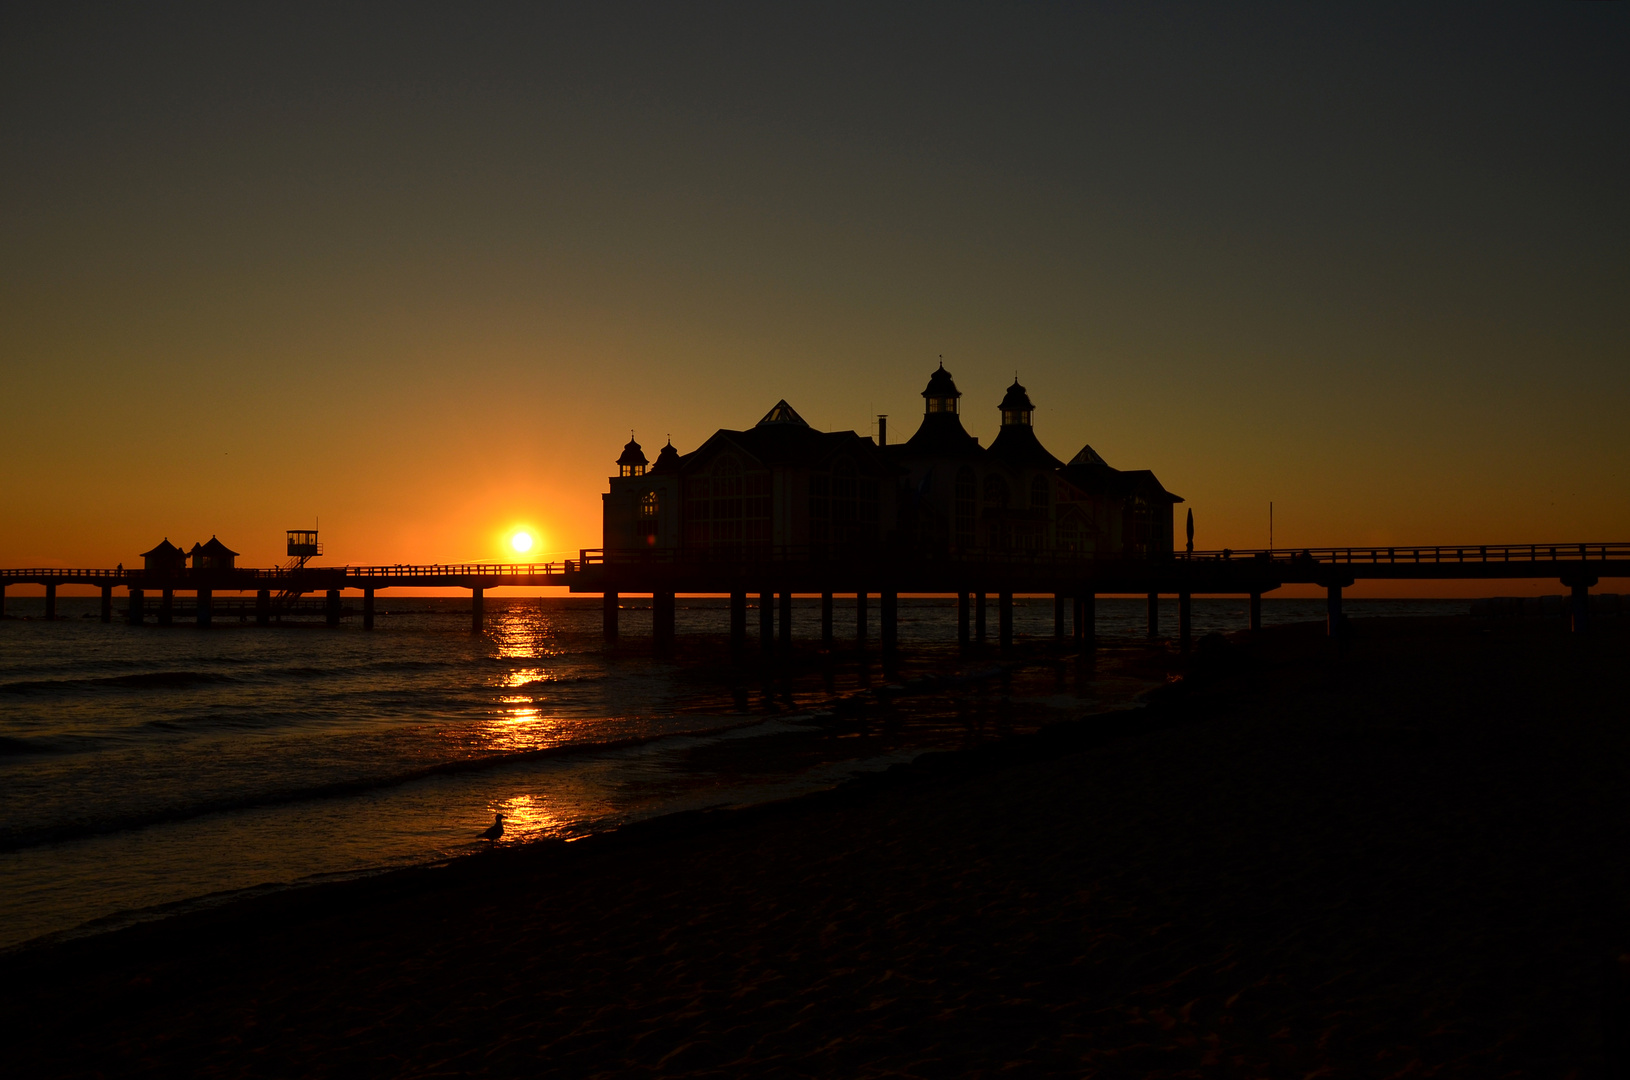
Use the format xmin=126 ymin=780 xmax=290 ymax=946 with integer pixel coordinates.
xmin=6 ymin=614 xmax=1626 ymax=1078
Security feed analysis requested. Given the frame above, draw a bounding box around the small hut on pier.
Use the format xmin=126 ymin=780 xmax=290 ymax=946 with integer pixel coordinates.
xmin=140 ymin=538 xmax=188 ymax=577
xmin=189 ymin=536 xmax=239 ymax=571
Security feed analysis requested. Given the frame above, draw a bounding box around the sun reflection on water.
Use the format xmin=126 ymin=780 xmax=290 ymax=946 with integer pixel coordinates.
xmin=483 ymin=793 xmax=565 ymax=845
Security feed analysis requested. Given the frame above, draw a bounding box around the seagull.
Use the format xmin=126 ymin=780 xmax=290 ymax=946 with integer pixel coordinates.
xmin=479 ymin=813 xmax=504 ymax=841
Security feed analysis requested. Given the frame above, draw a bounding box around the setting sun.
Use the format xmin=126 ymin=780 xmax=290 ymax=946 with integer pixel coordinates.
xmin=510 ymin=531 xmax=534 ymax=554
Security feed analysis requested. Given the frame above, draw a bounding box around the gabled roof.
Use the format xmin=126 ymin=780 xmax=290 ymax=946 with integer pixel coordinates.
xmin=683 ymin=420 xmax=896 ymax=475
xmin=1068 ymin=444 xmax=1109 ymax=467
xmin=195 ymin=536 xmax=239 ymax=557
xmin=141 ymin=538 xmax=185 ymax=558
xmin=1061 ymin=460 xmax=1183 ymax=504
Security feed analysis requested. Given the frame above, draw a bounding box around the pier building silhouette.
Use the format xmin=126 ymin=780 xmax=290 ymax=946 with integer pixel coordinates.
xmin=3 ymin=363 xmax=1626 ymax=646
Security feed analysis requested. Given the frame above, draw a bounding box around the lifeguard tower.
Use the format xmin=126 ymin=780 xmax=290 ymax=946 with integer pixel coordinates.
xmin=286 ymin=529 xmax=322 ymax=569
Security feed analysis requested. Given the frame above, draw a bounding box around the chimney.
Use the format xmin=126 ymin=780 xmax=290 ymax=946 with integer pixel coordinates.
xmin=877 ymin=415 xmax=887 ymax=446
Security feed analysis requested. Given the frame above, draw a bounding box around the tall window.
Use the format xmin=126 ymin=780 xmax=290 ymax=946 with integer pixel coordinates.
xmin=955 ymin=467 xmax=976 ymax=550
xmin=983 ymin=474 xmax=1010 ymax=507
xmin=637 ymin=492 xmax=658 ymax=542
xmin=809 ymin=474 xmax=830 ymax=543
xmin=684 ymin=454 xmax=769 ymax=552
xmin=1030 ymin=475 xmax=1049 ymax=509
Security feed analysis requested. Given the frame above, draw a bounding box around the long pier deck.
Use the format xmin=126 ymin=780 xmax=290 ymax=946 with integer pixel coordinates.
xmin=4 ymin=542 xmax=1626 ymax=646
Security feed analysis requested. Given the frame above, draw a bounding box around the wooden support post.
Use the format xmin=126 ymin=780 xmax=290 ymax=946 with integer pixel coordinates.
xmin=957 ymin=592 xmax=970 ymax=647
xmin=1179 ymin=592 xmax=1192 ymax=652
xmin=1326 ymin=584 xmax=1342 ymax=637
xmin=779 ymin=591 xmax=792 ymax=649
xmin=975 ymin=592 xmax=986 ymax=644
xmin=881 ymin=591 xmax=897 ymax=651
xmin=328 ymin=589 xmax=343 ymax=628
xmin=759 ymin=591 xmax=773 ymax=654
xmin=820 ymin=592 xmax=834 ymax=648
xmin=1567 ymin=578 xmax=1596 ymax=635
xmin=1053 ymin=594 xmax=1065 ymax=640
xmin=256 ymin=590 xmax=270 ymax=626
xmin=0 ymin=584 xmax=5 ymax=619
xmin=100 ymin=585 xmax=112 ymax=623
xmin=44 ymin=583 xmax=56 ymax=621
xmin=998 ymin=592 xmax=1013 ymax=651
xmin=363 ymin=587 xmax=375 ymax=630
xmin=603 ymin=591 xmax=619 ymax=644
xmin=855 ymin=591 xmax=868 ymax=647
xmin=1249 ymin=592 xmax=1262 ymax=632
xmin=653 ymin=591 xmax=675 ymax=654
xmin=197 ymin=588 xmax=212 ymax=627
xmin=1146 ymin=593 xmax=1159 ymax=640
xmin=1083 ymin=592 xmax=1096 ymax=647
xmin=729 ymin=591 xmax=746 ymax=651
xmin=469 ymin=587 xmax=483 ymax=633
xmin=160 ymin=589 xmax=174 ymax=626
xmin=127 ymin=587 xmax=144 ymax=625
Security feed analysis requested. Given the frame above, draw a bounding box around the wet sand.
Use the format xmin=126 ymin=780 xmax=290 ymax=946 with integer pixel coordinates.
xmin=6 ymin=616 xmax=1627 ymax=1077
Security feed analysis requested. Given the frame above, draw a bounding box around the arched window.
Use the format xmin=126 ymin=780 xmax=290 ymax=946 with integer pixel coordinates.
xmin=983 ymin=474 xmax=1010 ymax=507
xmin=1030 ymin=475 xmax=1049 ymax=508
xmin=637 ymin=492 xmax=658 ymax=542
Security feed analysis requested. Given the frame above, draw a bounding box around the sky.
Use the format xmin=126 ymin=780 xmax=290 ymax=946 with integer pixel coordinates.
xmin=3 ymin=3 xmax=1626 ymax=597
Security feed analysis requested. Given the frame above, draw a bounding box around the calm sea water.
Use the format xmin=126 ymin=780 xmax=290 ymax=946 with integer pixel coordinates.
xmin=0 ymin=594 xmax=1461 ymax=951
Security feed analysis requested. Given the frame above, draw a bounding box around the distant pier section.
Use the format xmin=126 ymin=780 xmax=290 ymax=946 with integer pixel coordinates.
xmin=4 ymin=540 xmax=1626 ymax=647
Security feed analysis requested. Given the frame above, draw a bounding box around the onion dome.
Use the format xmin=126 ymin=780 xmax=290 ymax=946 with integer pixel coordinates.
xmin=650 ymin=438 xmax=681 ymax=473
xmin=999 ymin=378 xmax=1034 ymax=427
xmin=922 ymin=362 xmax=961 ymax=414
xmin=617 ymin=435 xmax=648 ymax=477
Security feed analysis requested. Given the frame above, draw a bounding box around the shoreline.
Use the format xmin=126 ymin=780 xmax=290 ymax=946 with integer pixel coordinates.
xmin=0 ymin=637 xmax=1171 ymax=954
xmin=7 ymin=614 xmax=1626 ymax=1075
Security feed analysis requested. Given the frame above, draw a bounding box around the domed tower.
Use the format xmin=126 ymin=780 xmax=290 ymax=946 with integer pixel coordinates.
xmin=902 ymin=362 xmax=981 ymax=456
xmin=923 ymin=362 xmax=960 ymax=415
xmin=988 ymin=378 xmax=1062 ymax=470
xmin=616 ymin=435 xmax=648 ymax=478
xmin=649 ymin=438 xmax=681 ymax=474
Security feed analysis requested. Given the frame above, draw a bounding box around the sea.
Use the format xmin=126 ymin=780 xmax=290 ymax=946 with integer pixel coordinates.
xmin=0 ymin=594 xmax=1464 ymax=952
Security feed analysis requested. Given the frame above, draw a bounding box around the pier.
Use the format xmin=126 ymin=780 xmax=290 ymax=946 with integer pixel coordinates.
xmin=4 ymin=541 xmax=1625 ymax=649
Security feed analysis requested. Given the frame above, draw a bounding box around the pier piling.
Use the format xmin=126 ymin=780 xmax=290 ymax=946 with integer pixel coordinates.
xmin=1565 ymin=577 xmax=1596 ymax=634
xmin=469 ymin=587 xmax=483 ymax=633
xmin=100 ymin=585 xmax=112 ymax=623
xmin=778 ymin=591 xmax=792 ymax=649
xmin=975 ymin=592 xmax=986 ymax=644
xmin=729 ymin=591 xmax=745 ymax=651
xmin=1053 ymin=594 xmax=1065 ymax=640
xmin=256 ymin=590 xmax=270 ymax=626
xmin=363 ymin=587 xmax=375 ymax=630
xmin=44 ymin=583 xmax=56 ymax=621
xmin=759 ymin=591 xmax=773 ymax=655
xmin=957 ymin=592 xmax=970 ymax=647
xmin=0 ymin=584 xmax=5 ymax=619
xmin=1079 ymin=592 xmax=1095 ymax=647
xmin=603 ymin=591 xmax=619 ymax=643
xmin=1146 ymin=593 xmax=1159 ymax=640
xmin=1179 ymin=592 xmax=1192 ymax=652
xmin=820 ymin=592 xmax=833 ymax=648
xmin=998 ymin=592 xmax=1013 ymax=652
xmin=654 ymin=591 xmax=675 ymax=654
xmin=327 ymin=589 xmax=343 ymax=628
xmin=855 ymin=591 xmax=868 ymax=648
xmin=197 ymin=588 xmax=212 ymax=627
xmin=881 ymin=591 xmax=898 ymax=651
xmin=127 ymin=588 xmax=144 ymax=625
xmin=1249 ymin=591 xmax=1262 ymax=632
xmin=160 ymin=589 xmax=174 ymax=626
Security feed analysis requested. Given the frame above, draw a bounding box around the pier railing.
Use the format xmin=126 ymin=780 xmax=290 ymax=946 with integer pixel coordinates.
xmin=1176 ymin=542 xmax=1630 ymax=565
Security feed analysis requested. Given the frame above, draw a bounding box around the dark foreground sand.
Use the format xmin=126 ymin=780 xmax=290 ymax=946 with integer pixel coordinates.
xmin=6 ymin=616 xmax=1628 ymax=1078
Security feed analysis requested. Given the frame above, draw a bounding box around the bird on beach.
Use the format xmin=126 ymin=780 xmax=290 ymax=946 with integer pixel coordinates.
xmin=479 ymin=813 xmax=504 ymax=841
